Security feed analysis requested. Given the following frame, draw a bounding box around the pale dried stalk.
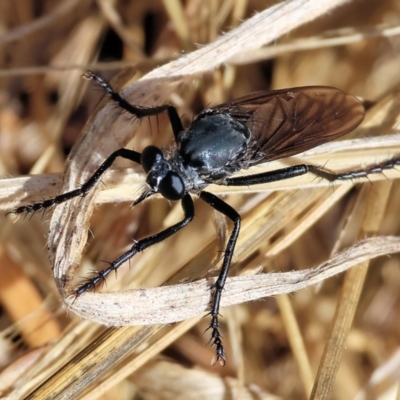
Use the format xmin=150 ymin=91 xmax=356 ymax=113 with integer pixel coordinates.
xmin=310 ymin=180 xmax=394 ymax=399
xmin=230 ymin=24 xmax=400 ymax=64
xmin=80 ymin=320 xmax=202 ymax=400
xmin=129 ymin=360 xmax=275 ymax=400
xmin=2 ymin=134 xmax=400 ymax=210
xmin=68 ymin=236 xmax=400 ymax=325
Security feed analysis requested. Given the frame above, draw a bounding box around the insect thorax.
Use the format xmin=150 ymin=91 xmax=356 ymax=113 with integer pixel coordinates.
xmin=167 ymin=113 xmax=252 ymax=191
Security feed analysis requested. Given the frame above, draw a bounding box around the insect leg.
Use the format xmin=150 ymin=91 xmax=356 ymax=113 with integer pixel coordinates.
xmin=83 ymin=71 xmax=184 ymax=140
xmin=226 ymin=165 xmax=311 ymax=186
xmin=75 ymin=192 xmax=194 ymax=295
xmin=9 ymin=148 xmax=142 ymax=215
xmin=308 ymin=156 xmax=400 ymax=181
xmin=225 ymin=156 xmax=400 ymax=187
xmin=199 ymin=190 xmax=241 ymax=366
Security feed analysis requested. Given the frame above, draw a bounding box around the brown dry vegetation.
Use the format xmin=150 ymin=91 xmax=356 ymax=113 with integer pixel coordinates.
xmin=1 ymin=0 xmax=400 ymax=399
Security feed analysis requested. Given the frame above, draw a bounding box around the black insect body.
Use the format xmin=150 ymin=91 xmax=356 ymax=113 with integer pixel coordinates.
xmin=11 ymin=72 xmax=400 ymax=365
xmin=150 ymin=114 xmax=252 ymax=199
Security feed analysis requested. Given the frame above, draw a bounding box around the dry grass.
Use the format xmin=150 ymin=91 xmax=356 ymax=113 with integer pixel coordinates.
xmin=1 ymin=0 xmax=400 ymax=399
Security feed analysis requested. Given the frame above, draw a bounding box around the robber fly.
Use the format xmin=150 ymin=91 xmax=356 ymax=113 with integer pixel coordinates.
xmin=10 ymin=71 xmax=399 ymax=365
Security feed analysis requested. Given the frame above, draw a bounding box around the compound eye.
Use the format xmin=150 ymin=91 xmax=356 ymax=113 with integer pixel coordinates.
xmin=141 ymin=146 xmax=164 ymax=173
xmin=158 ymin=171 xmax=185 ymax=201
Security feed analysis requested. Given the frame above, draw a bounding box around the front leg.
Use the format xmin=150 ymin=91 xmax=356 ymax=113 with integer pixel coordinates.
xmin=83 ymin=71 xmax=184 ymax=142
xmin=9 ymin=148 xmax=142 ymax=215
xmin=199 ymin=190 xmax=241 ymax=366
xmin=75 ymin=192 xmax=195 ymax=295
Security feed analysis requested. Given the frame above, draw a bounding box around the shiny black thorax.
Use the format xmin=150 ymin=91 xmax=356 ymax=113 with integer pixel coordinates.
xmin=168 ymin=113 xmax=251 ymax=191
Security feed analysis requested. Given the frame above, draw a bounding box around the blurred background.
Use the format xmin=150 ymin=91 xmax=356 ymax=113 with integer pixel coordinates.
xmin=1 ymin=0 xmax=400 ymax=399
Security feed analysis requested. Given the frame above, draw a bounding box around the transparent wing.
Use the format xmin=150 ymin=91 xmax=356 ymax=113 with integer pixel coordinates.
xmin=207 ymin=86 xmax=365 ymax=163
